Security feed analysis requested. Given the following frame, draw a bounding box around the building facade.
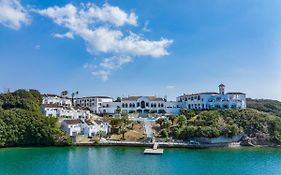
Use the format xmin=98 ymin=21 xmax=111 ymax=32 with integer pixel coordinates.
xmin=100 ymin=96 xmax=182 ymax=114
xmin=42 ymin=94 xmax=72 ymax=107
xmin=177 ymin=84 xmax=246 ymax=110
xmin=61 ymin=119 xmax=110 ymax=137
xmin=75 ymin=96 xmax=113 ymax=113
xmin=82 ymin=119 xmax=110 ymax=137
xmin=41 ymin=104 xmax=90 ymax=119
xmin=61 ymin=119 xmax=82 ymax=137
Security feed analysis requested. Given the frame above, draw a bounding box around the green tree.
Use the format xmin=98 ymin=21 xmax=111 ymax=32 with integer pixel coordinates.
xmin=168 ymin=115 xmax=178 ymax=125
xmin=177 ymin=115 xmax=187 ymax=128
xmin=115 ymin=97 xmax=122 ymax=102
xmin=160 ymin=129 xmax=169 ymax=138
xmin=120 ymin=127 xmax=127 ymax=140
xmin=61 ymin=90 xmax=68 ymax=97
xmin=96 ymin=130 xmax=106 ymax=139
xmin=0 ymin=90 xmax=71 ymax=147
xmin=116 ymin=106 xmax=121 ymax=114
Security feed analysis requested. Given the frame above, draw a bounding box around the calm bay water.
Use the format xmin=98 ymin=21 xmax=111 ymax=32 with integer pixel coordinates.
xmin=1 ymin=146 xmax=281 ymax=175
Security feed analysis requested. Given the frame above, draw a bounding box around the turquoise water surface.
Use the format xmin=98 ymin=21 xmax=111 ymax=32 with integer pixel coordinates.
xmin=1 ymin=146 xmax=281 ymax=175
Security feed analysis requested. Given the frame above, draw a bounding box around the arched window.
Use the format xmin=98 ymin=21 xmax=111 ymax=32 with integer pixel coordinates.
xmin=141 ymin=101 xmax=145 ymax=108
xmin=161 ymin=103 xmax=164 ymax=107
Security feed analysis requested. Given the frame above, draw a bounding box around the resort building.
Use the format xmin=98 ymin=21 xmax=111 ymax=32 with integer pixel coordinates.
xmin=61 ymin=119 xmax=82 ymax=137
xmin=41 ymin=104 xmax=90 ymax=119
xmin=82 ymin=119 xmax=110 ymax=137
xmin=61 ymin=119 xmax=110 ymax=137
xmin=75 ymin=96 xmax=113 ymax=113
xmin=177 ymin=84 xmax=246 ymax=110
xmin=100 ymin=96 xmax=182 ymax=114
xmin=42 ymin=94 xmax=72 ymax=107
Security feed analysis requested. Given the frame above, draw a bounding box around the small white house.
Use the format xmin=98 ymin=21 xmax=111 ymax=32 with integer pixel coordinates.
xmin=42 ymin=94 xmax=72 ymax=107
xmin=82 ymin=119 xmax=110 ymax=137
xmin=41 ymin=104 xmax=90 ymax=119
xmin=61 ymin=119 xmax=82 ymax=137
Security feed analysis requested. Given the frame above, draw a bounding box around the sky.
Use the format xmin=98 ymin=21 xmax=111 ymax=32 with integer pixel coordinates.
xmin=0 ymin=0 xmax=281 ymax=101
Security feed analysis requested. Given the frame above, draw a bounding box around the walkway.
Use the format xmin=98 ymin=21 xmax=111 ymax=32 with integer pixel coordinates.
xmin=144 ymin=121 xmax=153 ymax=138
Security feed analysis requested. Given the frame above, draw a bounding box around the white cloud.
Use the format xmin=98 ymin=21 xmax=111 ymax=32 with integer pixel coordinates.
xmin=0 ymin=0 xmax=30 ymax=30
xmin=53 ymin=32 xmax=74 ymax=39
xmin=33 ymin=3 xmax=173 ymax=80
xmin=92 ymin=70 xmax=111 ymax=81
xmin=166 ymin=85 xmax=175 ymax=89
xmin=89 ymin=55 xmax=132 ymax=80
xmin=143 ymin=20 xmax=151 ymax=32
xmin=82 ymin=3 xmax=137 ymax=27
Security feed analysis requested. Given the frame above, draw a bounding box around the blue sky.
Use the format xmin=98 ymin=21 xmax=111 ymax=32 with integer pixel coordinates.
xmin=0 ymin=0 xmax=281 ymax=100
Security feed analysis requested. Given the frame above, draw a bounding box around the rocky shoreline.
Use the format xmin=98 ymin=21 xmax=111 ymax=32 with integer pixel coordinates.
xmin=73 ymin=140 xmax=281 ymax=149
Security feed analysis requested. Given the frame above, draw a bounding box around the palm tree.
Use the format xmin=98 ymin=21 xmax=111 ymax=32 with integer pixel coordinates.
xmin=96 ymin=130 xmax=106 ymax=139
xmin=61 ymin=90 xmax=68 ymax=97
xmin=156 ymin=118 xmax=166 ymax=128
xmin=177 ymin=115 xmax=187 ymax=128
xmin=71 ymin=91 xmax=79 ymax=106
xmin=120 ymin=127 xmax=127 ymax=140
xmin=168 ymin=115 xmax=178 ymax=125
xmin=116 ymin=106 xmax=121 ymax=115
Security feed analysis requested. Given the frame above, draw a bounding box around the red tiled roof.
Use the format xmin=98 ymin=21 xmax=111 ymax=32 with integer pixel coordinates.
xmin=226 ymin=92 xmax=246 ymax=95
xmin=76 ymin=96 xmax=112 ymax=99
xmin=184 ymin=92 xmax=219 ymax=96
xmin=43 ymin=94 xmax=61 ymax=97
xmin=63 ymin=119 xmax=81 ymax=125
xmin=122 ymin=96 xmax=164 ymax=101
xmin=41 ymin=104 xmax=63 ymax=108
xmin=94 ymin=120 xmax=104 ymax=125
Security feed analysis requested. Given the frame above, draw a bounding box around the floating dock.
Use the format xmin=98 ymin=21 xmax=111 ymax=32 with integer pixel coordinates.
xmin=144 ymin=143 xmax=164 ymax=155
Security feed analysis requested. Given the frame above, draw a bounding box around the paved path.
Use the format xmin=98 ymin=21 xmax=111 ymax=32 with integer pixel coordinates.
xmin=144 ymin=122 xmax=153 ymax=138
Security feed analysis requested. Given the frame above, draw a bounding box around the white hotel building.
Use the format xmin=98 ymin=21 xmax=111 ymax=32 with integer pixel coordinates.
xmin=100 ymin=96 xmax=182 ymax=114
xmin=74 ymin=96 xmax=113 ymax=113
xmin=177 ymin=84 xmax=246 ymax=110
xmin=42 ymin=84 xmax=246 ymax=116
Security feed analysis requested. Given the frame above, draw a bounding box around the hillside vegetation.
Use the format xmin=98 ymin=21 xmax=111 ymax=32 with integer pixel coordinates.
xmin=0 ymin=90 xmax=71 ymax=147
xmin=247 ymin=98 xmax=281 ymax=117
xmin=159 ymin=109 xmax=281 ymax=145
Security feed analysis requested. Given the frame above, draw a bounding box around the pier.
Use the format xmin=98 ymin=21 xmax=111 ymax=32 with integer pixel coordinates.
xmin=144 ymin=143 xmax=164 ymax=155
